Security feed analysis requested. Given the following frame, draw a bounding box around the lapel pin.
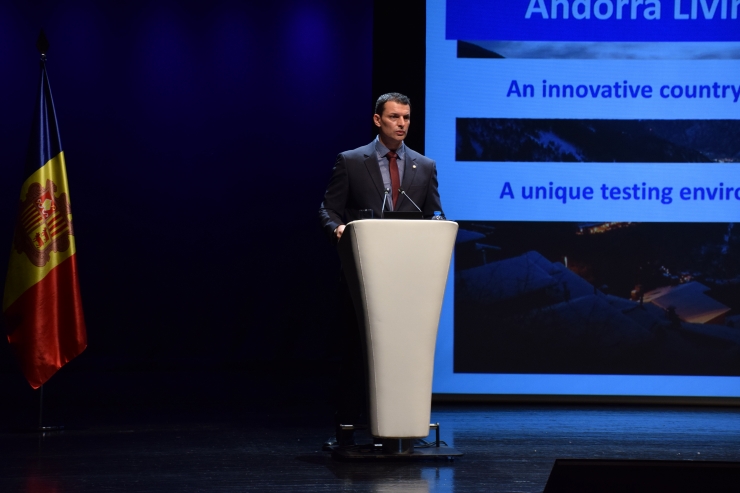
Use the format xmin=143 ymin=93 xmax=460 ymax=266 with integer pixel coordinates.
xmin=412 ymin=164 xmax=416 ymax=169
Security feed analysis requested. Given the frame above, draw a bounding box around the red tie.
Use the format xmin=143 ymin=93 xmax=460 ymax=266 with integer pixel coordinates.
xmin=387 ymin=151 xmax=400 ymax=208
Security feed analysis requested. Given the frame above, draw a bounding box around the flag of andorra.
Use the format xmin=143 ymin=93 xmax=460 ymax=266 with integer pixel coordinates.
xmin=3 ymin=58 xmax=86 ymax=389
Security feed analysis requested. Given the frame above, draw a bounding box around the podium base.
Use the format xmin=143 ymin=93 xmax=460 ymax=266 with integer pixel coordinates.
xmin=329 ymin=442 xmax=463 ymax=461
xmin=324 ymin=423 xmax=463 ymax=461
xmin=328 ymin=424 xmax=462 ymax=460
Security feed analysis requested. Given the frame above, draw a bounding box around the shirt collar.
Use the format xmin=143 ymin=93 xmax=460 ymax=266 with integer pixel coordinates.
xmin=375 ymin=135 xmax=405 ymax=160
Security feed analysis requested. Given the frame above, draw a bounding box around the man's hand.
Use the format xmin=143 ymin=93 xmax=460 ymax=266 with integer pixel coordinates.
xmin=335 ymin=224 xmax=346 ymax=242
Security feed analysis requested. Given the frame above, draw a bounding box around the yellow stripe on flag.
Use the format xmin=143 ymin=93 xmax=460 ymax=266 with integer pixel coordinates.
xmin=3 ymin=152 xmax=77 ymax=311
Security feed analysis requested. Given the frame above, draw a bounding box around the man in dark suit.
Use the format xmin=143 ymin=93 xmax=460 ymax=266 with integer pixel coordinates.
xmin=319 ymin=92 xmax=443 ymax=242
xmin=318 ymin=93 xmax=444 ymax=447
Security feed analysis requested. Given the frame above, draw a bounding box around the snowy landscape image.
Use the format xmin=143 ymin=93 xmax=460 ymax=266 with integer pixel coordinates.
xmin=454 ymin=221 xmax=740 ymax=376
xmin=456 ymin=119 xmax=740 ymax=163
xmin=457 ymin=40 xmax=740 ymax=59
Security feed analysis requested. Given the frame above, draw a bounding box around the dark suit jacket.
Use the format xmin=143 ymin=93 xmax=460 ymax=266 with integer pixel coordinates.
xmin=319 ymin=141 xmax=444 ymax=241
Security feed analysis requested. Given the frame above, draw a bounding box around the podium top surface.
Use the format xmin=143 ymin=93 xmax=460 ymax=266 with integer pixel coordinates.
xmin=346 ymin=219 xmax=458 ymax=229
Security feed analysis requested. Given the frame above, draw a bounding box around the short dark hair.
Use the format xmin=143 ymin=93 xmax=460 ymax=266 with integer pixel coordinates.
xmin=374 ymin=92 xmax=411 ymax=116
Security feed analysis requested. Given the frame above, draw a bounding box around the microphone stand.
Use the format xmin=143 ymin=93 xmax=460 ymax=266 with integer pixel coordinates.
xmin=399 ymin=188 xmax=423 ymax=214
xmin=381 ymin=188 xmax=390 ymax=218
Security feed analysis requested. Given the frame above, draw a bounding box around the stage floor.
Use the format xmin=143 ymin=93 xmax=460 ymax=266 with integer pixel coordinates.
xmin=1 ymin=372 xmax=739 ymax=492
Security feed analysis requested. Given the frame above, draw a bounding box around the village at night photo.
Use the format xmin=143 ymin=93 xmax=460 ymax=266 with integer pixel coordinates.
xmin=454 ymin=221 xmax=740 ymax=376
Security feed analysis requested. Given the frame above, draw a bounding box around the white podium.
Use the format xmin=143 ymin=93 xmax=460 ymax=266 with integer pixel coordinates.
xmin=335 ymin=219 xmax=461 ymax=459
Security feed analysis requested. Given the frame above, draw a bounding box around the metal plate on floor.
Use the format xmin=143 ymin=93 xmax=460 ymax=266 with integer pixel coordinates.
xmin=330 ymin=444 xmax=463 ymax=461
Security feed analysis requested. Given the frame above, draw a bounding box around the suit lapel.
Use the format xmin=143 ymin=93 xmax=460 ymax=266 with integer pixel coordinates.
xmin=363 ymin=145 xmax=385 ymax=198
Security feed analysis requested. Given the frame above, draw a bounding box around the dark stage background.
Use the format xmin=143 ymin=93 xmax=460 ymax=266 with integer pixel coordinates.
xmin=0 ymin=0 xmax=425 ymax=412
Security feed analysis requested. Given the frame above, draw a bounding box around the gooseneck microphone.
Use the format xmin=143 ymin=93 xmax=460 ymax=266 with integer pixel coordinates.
xmin=399 ymin=188 xmax=422 ymax=213
xmin=381 ymin=188 xmax=390 ymax=218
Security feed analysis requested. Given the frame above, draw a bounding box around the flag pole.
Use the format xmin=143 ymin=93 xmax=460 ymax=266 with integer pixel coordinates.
xmin=38 ymin=384 xmax=44 ymax=428
xmin=35 ymin=383 xmax=63 ymax=432
xmin=26 ymin=31 xmax=67 ymax=433
xmin=35 ymin=31 xmax=53 ymax=434
xmin=14 ymin=383 xmax=60 ymax=432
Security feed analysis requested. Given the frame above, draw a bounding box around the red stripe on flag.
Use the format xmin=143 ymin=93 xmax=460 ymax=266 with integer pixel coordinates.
xmin=20 ymin=207 xmax=37 ymax=224
xmin=23 ymin=214 xmax=43 ymax=230
xmin=4 ymin=254 xmax=87 ymax=389
xmin=48 ymin=219 xmax=67 ymax=237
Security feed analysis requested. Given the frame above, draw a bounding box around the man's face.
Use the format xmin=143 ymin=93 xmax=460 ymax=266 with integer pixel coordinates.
xmin=373 ymin=101 xmax=410 ymax=150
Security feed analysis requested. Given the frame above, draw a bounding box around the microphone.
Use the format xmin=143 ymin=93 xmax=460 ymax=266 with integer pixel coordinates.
xmin=381 ymin=188 xmax=390 ymax=218
xmin=399 ymin=188 xmax=422 ymax=213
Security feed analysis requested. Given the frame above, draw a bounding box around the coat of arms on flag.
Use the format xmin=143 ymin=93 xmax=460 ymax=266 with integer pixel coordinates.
xmin=14 ymin=179 xmax=73 ymax=268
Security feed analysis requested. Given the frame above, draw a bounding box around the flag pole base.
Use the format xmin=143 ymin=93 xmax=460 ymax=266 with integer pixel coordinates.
xmin=12 ymin=424 xmax=65 ymax=434
xmin=37 ymin=425 xmax=65 ymax=432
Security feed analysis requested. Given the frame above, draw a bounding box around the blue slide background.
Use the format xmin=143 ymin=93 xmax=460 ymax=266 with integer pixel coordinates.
xmin=427 ymin=0 xmax=740 ymax=396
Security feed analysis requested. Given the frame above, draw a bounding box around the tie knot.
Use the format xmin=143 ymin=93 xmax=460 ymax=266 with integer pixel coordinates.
xmin=386 ymin=151 xmax=398 ymax=160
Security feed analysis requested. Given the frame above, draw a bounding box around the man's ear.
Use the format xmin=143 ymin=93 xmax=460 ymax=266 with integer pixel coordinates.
xmin=373 ymin=113 xmax=381 ymax=127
